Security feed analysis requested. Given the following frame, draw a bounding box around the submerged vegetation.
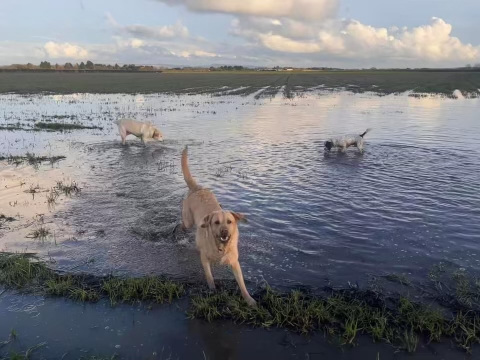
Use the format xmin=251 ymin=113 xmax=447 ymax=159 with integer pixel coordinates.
xmin=45 ymin=181 xmax=81 ymax=209
xmin=33 ymin=122 xmax=103 ymax=131
xmin=55 ymin=180 xmax=81 ymax=196
xmin=1 ymin=252 xmax=479 ymax=354
xmin=0 ymin=340 xmax=46 ymax=360
xmin=0 ymin=153 xmax=65 ymax=168
xmin=0 ymin=215 xmax=16 ymax=229
xmin=26 ymin=226 xmax=51 ymax=241
xmin=0 ymin=121 xmax=102 ymax=133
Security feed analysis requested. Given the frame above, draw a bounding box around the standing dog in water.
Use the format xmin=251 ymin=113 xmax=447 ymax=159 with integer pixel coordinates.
xmin=324 ymin=128 xmax=371 ymax=152
xmin=179 ymin=146 xmax=256 ymax=306
xmin=115 ymin=118 xmax=163 ymax=145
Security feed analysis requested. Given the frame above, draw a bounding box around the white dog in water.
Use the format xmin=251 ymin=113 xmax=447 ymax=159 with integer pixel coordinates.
xmin=324 ymin=128 xmax=371 ymax=152
xmin=115 ymin=118 xmax=163 ymax=145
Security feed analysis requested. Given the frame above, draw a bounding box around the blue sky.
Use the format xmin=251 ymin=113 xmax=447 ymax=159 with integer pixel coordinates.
xmin=0 ymin=0 xmax=479 ymax=67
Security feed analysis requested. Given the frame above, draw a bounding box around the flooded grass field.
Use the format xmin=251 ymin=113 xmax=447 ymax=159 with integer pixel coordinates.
xmin=1 ymin=79 xmax=480 ymax=358
xmin=1 ymin=71 xmax=480 ymax=97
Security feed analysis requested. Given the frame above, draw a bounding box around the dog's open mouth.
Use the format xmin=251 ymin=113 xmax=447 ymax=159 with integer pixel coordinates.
xmin=220 ymin=235 xmax=230 ymax=242
xmin=217 ymin=234 xmax=230 ymax=253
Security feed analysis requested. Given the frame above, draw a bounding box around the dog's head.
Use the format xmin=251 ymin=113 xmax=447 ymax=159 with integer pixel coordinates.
xmin=201 ymin=210 xmax=247 ymax=252
xmin=152 ymin=128 xmax=163 ymax=141
xmin=324 ymin=140 xmax=333 ymax=151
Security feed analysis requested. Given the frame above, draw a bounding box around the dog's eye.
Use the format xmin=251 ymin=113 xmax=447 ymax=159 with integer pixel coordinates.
xmin=227 ymin=220 xmax=232 ymax=224
xmin=215 ymin=221 xmax=220 ymax=225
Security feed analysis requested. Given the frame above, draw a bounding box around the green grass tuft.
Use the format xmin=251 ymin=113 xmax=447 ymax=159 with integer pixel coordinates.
xmin=102 ymin=276 xmax=184 ymax=305
xmin=0 ymin=253 xmax=50 ymax=288
xmin=189 ymin=287 xmax=480 ymax=352
xmin=45 ymin=276 xmax=100 ymax=302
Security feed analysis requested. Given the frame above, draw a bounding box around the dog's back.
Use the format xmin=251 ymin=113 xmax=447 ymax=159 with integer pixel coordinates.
xmin=325 ymin=128 xmax=371 ymax=151
xmin=116 ymin=118 xmax=139 ymax=125
xmin=116 ymin=118 xmax=147 ymax=131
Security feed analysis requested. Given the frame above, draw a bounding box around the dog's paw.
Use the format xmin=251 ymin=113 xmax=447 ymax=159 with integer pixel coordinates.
xmin=245 ymin=296 xmax=257 ymax=307
xmin=207 ymin=282 xmax=216 ymax=291
xmin=172 ymin=222 xmax=188 ymax=238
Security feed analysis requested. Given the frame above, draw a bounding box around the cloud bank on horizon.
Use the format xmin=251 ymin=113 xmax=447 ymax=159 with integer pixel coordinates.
xmin=0 ymin=0 xmax=479 ymax=68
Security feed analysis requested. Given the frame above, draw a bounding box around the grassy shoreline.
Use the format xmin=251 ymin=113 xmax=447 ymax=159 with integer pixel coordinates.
xmin=0 ymin=71 xmax=479 ymax=97
xmin=1 ymin=252 xmax=479 ymax=354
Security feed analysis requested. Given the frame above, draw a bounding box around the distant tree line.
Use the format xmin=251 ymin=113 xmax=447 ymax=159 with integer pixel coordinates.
xmin=2 ymin=61 xmax=160 ymax=72
xmin=2 ymin=61 xmax=480 ymax=73
xmin=208 ymin=65 xmax=247 ymax=71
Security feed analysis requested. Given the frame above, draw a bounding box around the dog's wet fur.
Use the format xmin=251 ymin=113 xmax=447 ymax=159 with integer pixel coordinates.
xmin=179 ymin=146 xmax=256 ymax=306
xmin=324 ymin=128 xmax=371 ymax=152
xmin=116 ymin=118 xmax=163 ymax=145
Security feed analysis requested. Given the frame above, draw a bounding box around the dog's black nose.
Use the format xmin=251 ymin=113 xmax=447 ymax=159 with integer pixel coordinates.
xmin=220 ymin=229 xmax=229 ymax=239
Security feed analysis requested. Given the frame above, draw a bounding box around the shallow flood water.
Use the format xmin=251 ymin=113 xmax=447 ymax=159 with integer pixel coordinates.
xmin=1 ymin=91 xmax=479 ymax=288
xmin=0 ymin=292 xmax=467 ymax=360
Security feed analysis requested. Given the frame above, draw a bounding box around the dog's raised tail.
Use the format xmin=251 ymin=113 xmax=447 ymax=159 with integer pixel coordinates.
xmin=181 ymin=146 xmax=199 ymax=190
xmin=360 ymin=128 xmax=372 ymax=138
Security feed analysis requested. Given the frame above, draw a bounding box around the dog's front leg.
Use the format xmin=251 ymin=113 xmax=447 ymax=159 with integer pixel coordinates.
xmin=201 ymin=253 xmax=215 ymax=290
xmin=357 ymin=141 xmax=364 ymax=153
xmin=230 ymin=261 xmax=256 ymax=307
xmin=118 ymin=126 xmax=127 ymax=145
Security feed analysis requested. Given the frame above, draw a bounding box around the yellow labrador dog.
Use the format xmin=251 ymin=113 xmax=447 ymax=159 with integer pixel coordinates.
xmin=180 ymin=147 xmax=256 ymax=306
xmin=115 ymin=118 xmax=163 ymax=145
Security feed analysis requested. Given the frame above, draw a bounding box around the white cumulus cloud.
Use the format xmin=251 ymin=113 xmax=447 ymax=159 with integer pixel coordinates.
xmin=157 ymin=0 xmax=338 ymax=21
xmin=177 ymin=49 xmax=219 ymax=58
xmin=123 ymin=22 xmax=189 ymax=39
xmin=43 ymin=42 xmax=89 ymax=59
xmin=107 ymin=13 xmax=189 ymax=40
xmin=232 ymin=17 xmax=480 ymax=66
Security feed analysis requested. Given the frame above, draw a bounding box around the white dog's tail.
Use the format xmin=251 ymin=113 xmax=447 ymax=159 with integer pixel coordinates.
xmin=181 ymin=146 xmax=199 ymax=190
xmin=360 ymin=128 xmax=372 ymax=138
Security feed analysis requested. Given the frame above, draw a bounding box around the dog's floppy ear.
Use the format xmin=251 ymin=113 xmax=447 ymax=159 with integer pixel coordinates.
xmin=231 ymin=212 xmax=247 ymax=223
xmin=200 ymin=214 xmax=212 ymax=228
